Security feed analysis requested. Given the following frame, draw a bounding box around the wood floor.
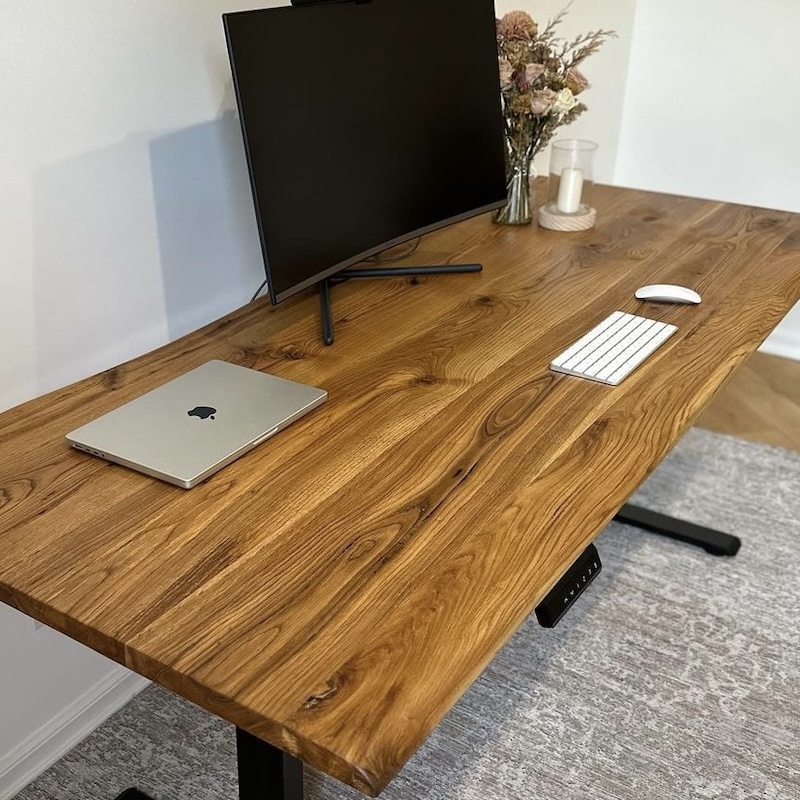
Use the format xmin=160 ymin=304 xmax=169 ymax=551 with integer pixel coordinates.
xmin=695 ymin=351 xmax=800 ymax=452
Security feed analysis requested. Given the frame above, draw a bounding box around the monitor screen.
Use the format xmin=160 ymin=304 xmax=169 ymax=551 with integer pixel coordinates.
xmin=223 ymin=0 xmax=507 ymax=304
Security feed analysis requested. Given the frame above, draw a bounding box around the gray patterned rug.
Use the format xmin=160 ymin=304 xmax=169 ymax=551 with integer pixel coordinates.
xmin=14 ymin=428 xmax=800 ymax=800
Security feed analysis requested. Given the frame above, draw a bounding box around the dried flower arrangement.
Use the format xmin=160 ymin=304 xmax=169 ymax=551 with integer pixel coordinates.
xmin=493 ymin=7 xmax=615 ymax=224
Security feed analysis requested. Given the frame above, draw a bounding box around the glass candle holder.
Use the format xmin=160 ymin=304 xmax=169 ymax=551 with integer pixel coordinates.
xmin=538 ymin=139 xmax=598 ymax=231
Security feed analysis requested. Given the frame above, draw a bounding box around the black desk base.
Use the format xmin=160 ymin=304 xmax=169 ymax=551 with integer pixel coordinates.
xmin=615 ymin=503 xmax=741 ymax=556
xmin=236 ymin=727 xmax=303 ymax=800
xmin=113 ymin=728 xmax=303 ymax=800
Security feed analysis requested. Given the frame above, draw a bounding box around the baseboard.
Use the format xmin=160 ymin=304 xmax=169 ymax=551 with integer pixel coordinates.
xmin=758 ymin=328 xmax=800 ymax=361
xmin=0 ymin=670 xmax=149 ymax=800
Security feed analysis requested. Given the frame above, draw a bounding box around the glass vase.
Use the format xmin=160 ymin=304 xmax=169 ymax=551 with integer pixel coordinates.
xmin=492 ymin=113 xmax=543 ymax=226
xmin=493 ymin=155 xmax=535 ymax=225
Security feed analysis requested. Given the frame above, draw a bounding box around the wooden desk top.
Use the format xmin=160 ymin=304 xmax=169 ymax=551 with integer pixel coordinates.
xmin=2 ymin=185 xmax=800 ymax=795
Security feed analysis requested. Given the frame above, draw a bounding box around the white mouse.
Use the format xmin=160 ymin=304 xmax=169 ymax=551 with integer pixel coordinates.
xmin=635 ymin=284 xmax=701 ymax=304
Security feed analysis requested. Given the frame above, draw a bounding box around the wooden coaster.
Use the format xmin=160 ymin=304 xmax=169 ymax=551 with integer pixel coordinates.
xmin=538 ymin=205 xmax=596 ymax=231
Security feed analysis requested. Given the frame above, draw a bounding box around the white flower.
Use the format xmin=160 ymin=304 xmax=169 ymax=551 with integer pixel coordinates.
xmin=551 ymin=88 xmax=578 ymax=115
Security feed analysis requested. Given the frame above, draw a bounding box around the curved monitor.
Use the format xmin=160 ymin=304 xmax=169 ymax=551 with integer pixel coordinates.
xmin=223 ymin=0 xmax=506 ymax=304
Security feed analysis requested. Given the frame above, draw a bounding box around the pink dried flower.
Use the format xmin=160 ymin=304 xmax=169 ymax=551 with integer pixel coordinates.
xmin=498 ymin=58 xmax=514 ymax=90
xmin=524 ymin=63 xmax=545 ymax=85
xmin=497 ymin=11 xmax=538 ymax=42
xmin=565 ymin=67 xmax=590 ymax=95
xmin=530 ymin=88 xmax=556 ymax=115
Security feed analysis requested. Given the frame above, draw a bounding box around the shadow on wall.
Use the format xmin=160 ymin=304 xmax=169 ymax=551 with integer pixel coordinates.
xmin=32 ymin=132 xmax=167 ymax=395
xmin=148 ymin=110 xmax=263 ymax=342
xmin=31 ymin=114 xmax=263 ymax=395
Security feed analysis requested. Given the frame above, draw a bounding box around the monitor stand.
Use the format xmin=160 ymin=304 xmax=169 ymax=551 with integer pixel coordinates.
xmin=318 ymin=263 xmax=482 ymax=345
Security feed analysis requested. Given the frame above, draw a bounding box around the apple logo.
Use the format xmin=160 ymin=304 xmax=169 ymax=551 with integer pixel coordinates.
xmin=187 ymin=406 xmax=217 ymax=420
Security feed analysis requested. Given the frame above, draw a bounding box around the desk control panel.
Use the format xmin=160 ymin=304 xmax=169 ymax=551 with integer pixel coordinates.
xmin=535 ymin=544 xmax=602 ymax=628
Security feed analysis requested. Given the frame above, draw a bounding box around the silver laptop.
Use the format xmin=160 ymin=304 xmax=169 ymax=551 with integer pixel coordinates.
xmin=66 ymin=359 xmax=327 ymax=489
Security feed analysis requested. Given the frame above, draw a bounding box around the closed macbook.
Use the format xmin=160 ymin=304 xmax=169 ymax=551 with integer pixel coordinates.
xmin=66 ymin=359 xmax=327 ymax=488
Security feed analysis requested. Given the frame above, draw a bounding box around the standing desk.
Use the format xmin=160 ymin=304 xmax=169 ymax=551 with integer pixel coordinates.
xmin=2 ymin=184 xmax=800 ymax=799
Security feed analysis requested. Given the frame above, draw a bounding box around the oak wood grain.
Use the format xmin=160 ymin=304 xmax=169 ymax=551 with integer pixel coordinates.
xmin=2 ymin=184 xmax=800 ymax=794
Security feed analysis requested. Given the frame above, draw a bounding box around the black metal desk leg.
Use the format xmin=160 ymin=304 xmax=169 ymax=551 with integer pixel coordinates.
xmin=615 ymin=503 xmax=741 ymax=556
xmin=236 ymin=727 xmax=304 ymax=800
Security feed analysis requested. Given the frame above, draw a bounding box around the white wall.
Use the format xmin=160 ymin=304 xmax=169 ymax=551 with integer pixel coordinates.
xmin=0 ymin=606 xmax=149 ymax=799
xmin=0 ymin=1 xmax=278 ymax=795
xmin=615 ymin=0 xmax=800 ymax=357
xmin=0 ymin=0 xmax=275 ymax=415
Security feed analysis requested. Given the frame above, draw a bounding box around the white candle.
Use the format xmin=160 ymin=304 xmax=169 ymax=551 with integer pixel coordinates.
xmin=557 ymin=167 xmax=584 ymax=213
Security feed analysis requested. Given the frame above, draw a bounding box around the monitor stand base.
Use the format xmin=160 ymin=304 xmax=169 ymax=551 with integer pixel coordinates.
xmin=318 ymin=264 xmax=482 ymax=345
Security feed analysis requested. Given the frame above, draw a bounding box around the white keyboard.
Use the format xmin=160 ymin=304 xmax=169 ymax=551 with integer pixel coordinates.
xmin=550 ymin=311 xmax=677 ymax=385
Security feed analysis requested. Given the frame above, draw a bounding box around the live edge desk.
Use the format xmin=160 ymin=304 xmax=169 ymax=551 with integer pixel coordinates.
xmin=2 ymin=185 xmax=800 ymax=799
